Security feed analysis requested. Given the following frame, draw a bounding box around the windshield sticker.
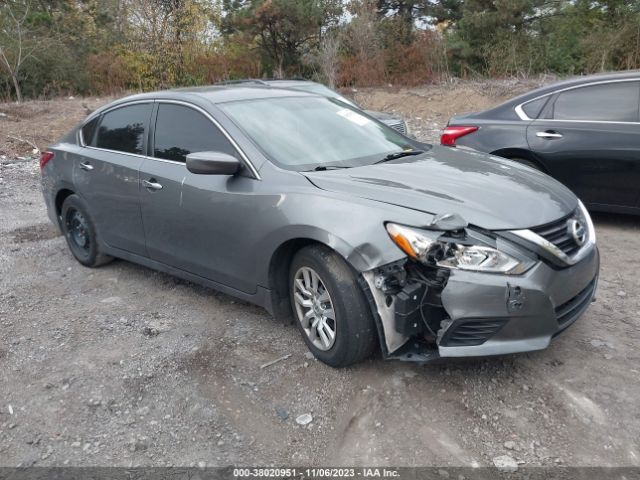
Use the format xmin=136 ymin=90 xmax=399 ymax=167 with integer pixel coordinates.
xmin=336 ymin=109 xmax=370 ymax=126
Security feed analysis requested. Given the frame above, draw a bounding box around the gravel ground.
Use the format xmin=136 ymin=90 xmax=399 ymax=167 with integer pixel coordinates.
xmin=1 ymin=82 xmax=639 ymax=469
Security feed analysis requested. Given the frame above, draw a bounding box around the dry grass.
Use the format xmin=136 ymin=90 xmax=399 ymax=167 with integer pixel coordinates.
xmin=0 ymin=95 xmax=118 ymax=158
xmin=0 ymin=77 xmax=555 ymax=159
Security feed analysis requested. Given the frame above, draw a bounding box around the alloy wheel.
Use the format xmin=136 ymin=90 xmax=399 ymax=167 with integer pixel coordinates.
xmin=292 ymin=266 xmax=336 ymax=351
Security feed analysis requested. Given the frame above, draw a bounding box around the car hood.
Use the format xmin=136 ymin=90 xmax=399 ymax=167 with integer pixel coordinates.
xmin=302 ymin=146 xmax=578 ymax=231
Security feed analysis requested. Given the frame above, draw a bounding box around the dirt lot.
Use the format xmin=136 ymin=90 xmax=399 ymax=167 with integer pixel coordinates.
xmin=1 ymin=81 xmax=639 ymax=469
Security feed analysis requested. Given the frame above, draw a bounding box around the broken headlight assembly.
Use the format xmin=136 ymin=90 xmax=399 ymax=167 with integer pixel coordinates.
xmin=386 ymin=222 xmax=534 ymax=274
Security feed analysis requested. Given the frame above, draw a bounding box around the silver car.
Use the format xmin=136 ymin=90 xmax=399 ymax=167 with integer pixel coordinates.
xmin=40 ymin=86 xmax=599 ymax=367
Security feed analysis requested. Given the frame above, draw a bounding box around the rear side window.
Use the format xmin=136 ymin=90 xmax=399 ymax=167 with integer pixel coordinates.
xmin=521 ymin=96 xmax=548 ymax=119
xmin=95 ymin=103 xmax=152 ymax=154
xmin=81 ymin=117 xmax=99 ymax=145
xmin=153 ymin=104 xmax=236 ymax=163
xmin=552 ymin=82 xmax=640 ymax=122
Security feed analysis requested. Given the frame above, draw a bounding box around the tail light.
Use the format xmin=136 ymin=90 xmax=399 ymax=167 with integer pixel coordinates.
xmin=440 ymin=126 xmax=478 ymax=146
xmin=39 ymin=151 xmax=55 ymax=170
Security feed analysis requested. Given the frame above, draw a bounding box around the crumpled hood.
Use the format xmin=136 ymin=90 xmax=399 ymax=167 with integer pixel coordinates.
xmin=303 ymin=145 xmax=578 ymax=231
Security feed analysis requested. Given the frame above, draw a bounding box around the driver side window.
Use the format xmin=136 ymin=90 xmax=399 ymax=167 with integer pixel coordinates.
xmin=153 ymin=104 xmax=237 ymax=163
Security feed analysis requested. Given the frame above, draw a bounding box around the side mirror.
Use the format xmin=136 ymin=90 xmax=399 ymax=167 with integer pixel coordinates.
xmin=186 ymin=151 xmax=241 ymax=175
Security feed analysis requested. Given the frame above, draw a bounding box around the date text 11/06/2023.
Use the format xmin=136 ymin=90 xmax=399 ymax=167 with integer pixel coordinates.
xmin=233 ymin=468 xmax=401 ymax=478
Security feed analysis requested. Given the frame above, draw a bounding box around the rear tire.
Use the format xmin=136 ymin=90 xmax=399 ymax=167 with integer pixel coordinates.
xmin=60 ymin=194 xmax=113 ymax=267
xmin=289 ymin=245 xmax=377 ymax=368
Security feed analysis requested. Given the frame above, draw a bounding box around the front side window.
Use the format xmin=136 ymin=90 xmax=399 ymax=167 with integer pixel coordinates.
xmin=153 ymin=104 xmax=236 ymax=163
xmin=220 ymin=97 xmax=415 ymax=171
xmin=95 ymin=103 xmax=152 ymax=154
xmin=552 ymin=82 xmax=640 ymax=122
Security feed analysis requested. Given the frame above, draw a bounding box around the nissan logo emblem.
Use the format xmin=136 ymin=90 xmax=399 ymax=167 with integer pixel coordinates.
xmin=567 ymin=219 xmax=587 ymax=246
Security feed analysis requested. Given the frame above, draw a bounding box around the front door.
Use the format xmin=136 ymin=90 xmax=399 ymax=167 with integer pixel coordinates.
xmin=526 ymin=81 xmax=640 ymax=209
xmin=139 ymin=102 xmax=259 ymax=293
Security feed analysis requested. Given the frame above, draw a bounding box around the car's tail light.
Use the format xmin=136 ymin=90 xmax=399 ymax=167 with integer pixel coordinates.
xmin=440 ymin=126 xmax=478 ymax=146
xmin=39 ymin=151 xmax=55 ymax=170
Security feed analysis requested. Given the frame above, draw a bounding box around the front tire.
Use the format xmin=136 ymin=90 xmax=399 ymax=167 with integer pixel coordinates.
xmin=60 ymin=194 xmax=113 ymax=267
xmin=289 ymin=245 xmax=377 ymax=367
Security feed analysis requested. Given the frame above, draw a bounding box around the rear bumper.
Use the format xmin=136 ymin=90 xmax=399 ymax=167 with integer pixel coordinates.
xmin=41 ymin=177 xmax=59 ymax=228
xmin=437 ymin=245 xmax=599 ymax=357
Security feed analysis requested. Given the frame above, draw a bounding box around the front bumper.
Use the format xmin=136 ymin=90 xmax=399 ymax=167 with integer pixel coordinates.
xmin=363 ymin=245 xmax=599 ymax=361
xmin=437 ymin=245 xmax=599 ymax=357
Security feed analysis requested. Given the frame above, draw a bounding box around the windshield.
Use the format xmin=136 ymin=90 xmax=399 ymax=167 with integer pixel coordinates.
xmin=287 ymin=83 xmax=357 ymax=107
xmin=220 ymin=97 xmax=416 ymax=171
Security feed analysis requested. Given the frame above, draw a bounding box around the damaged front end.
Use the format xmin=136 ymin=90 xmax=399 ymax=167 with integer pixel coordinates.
xmin=360 ymin=259 xmax=449 ymax=362
xmin=359 ymin=214 xmax=539 ymax=362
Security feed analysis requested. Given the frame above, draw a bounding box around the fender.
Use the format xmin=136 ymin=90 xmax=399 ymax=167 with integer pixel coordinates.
xmin=257 ymin=224 xmax=401 ymax=288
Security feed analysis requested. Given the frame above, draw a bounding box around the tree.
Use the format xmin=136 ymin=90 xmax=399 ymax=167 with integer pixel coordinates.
xmin=124 ymin=0 xmax=218 ymax=86
xmin=225 ymin=0 xmax=342 ymax=77
xmin=424 ymin=0 xmax=553 ymax=76
xmin=316 ymin=32 xmax=340 ymax=87
xmin=375 ymin=0 xmax=423 ymax=44
xmin=0 ymin=2 xmax=38 ymax=102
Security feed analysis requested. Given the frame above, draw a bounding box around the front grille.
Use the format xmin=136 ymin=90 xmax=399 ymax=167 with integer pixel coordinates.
xmin=531 ymin=213 xmax=581 ymax=257
xmin=554 ymin=278 xmax=596 ymax=332
xmin=439 ymin=318 xmax=508 ymax=347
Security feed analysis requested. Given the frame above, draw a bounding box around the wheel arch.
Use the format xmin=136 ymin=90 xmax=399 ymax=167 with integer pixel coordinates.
xmin=55 ymin=187 xmax=76 ymax=217
xmin=267 ymin=238 xmax=322 ymax=323
xmin=265 ymin=229 xmax=371 ymax=324
xmin=490 ymin=148 xmax=548 ymax=173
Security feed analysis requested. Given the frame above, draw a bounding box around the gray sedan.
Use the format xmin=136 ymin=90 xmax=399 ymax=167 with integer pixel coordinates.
xmin=40 ymin=86 xmax=599 ymax=367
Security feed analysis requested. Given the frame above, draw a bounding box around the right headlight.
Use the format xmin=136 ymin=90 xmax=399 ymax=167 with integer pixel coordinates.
xmin=576 ymin=199 xmax=596 ymax=245
xmin=386 ymin=223 xmax=533 ymax=274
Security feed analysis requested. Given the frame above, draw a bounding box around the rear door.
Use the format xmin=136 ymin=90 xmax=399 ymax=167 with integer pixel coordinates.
xmin=75 ymin=102 xmax=153 ymax=256
xmin=139 ymin=101 xmax=259 ymax=292
xmin=526 ymin=80 xmax=640 ymax=209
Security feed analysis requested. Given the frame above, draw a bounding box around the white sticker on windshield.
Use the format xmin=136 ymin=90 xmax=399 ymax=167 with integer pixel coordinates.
xmin=336 ymin=108 xmax=370 ymax=126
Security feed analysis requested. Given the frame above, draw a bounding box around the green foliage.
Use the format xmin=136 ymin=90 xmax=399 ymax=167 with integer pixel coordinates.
xmin=2 ymin=0 xmax=640 ymax=100
xmin=431 ymin=0 xmax=640 ymax=77
xmin=224 ymin=0 xmax=342 ymax=76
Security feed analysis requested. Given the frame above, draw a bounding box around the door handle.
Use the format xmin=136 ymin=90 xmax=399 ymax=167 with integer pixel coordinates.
xmin=79 ymin=161 xmax=94 ymax=171
xmin=536 ymin=131 xmax=563 ymax=139
xmin=142 ymin=179 xmax=163 ymax=191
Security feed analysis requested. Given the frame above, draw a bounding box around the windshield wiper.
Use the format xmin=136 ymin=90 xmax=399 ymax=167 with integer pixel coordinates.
xmin=312 ymin=165 xmax=351 ymax=171
xmin=375 ymin=149 xmax=424 ymax=164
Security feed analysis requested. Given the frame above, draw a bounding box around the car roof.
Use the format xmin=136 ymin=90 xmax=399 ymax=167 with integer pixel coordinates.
xmin=135 ymin=85 xmax=318 ymax=103
xmin=87 ymin=85 xmax=320 ymax=119
xmin=512 ymin=70 xmax=640 ymax=103
xmin=263 ymin=80 xmax=319 ymax=87
xmin=474 ymin=70 xmax=640 ymax=120
xmin=216 ymin=78 xmax=319 ymax=88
